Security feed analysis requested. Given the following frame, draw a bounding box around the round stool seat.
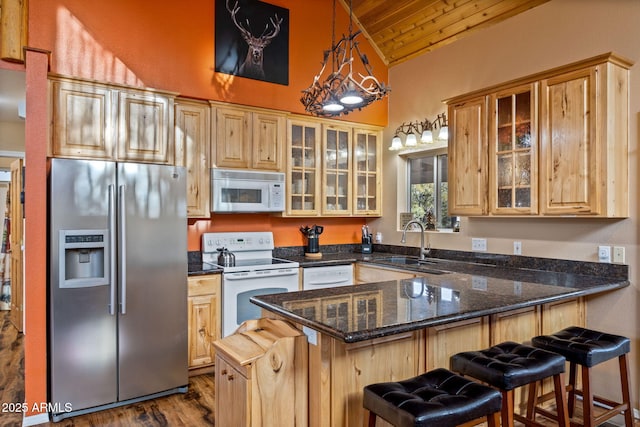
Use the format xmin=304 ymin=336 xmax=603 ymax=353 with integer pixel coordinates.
xmin=532 ymin=326 xmax=630 ymax=367
xmin=363 ymin=368 xmax=502 ymax=427
xmin=450 ymin=341 xmax=566 ymax=390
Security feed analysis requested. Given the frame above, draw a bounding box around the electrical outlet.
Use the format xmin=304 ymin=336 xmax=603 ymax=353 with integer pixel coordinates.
xmin=513 ymin=241 xmax=522 ymax=255
xmin=598 ymin=245 xmax=611 ymax=263
xmin=471 ymin=238 xmax=487 ymax=251
xmin=613 ymin=246 xmax=625 ymax=264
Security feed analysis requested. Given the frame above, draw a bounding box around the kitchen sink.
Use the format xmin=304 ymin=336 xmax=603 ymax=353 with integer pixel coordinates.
xmin=374 ymin=256 xmax=450 ymax=274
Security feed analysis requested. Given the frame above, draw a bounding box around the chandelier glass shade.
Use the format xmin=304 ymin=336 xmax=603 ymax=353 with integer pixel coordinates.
xmin=389 ymin=113 xmax=449 ymax=151
xmin=300 ymin=0 xmax=390 ymax=117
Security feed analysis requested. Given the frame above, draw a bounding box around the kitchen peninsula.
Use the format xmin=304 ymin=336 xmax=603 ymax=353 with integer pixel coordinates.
xmin=251 ymin=256 xmax=629 ymax=427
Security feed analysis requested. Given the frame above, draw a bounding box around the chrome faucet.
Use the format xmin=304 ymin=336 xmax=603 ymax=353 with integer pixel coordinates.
xmin=401 ymin=220 xmax=431 ymax=260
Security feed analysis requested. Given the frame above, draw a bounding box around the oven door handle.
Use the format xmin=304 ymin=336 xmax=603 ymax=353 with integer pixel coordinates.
xmin=224 ymin=269 xmax=298 ymax=280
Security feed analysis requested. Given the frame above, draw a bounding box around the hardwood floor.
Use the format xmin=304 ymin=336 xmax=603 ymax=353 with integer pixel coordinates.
xmin=0 ymin=312 xmax=216 ymax=427
xmin=0 ymin=310 xmax=24 ymax=427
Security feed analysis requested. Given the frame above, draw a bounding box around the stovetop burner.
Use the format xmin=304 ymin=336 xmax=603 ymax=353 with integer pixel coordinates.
xmin=201 ymin=232 xmax=298 ymax=272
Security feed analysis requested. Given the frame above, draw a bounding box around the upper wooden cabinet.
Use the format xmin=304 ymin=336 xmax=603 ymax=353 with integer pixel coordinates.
xmin=446 ymin=53 xmax=632 ymax=218
xmin=353 ymin=127 xmax=382 ymax=216
xmin=539 ymin=60 xmax=629 ymax=217
xmin=117 ymin=88 xmax=174 ymax=164
xmin=212 ymin=103 xmax=285 ymax=171
xmin=49 ymin=77 xmax=117 ymax=159
xmin=175 ymin=98 xmax=211 ymax=218
xmin=448 ymin=96 xmax=488 ymax=216
xmin=285 ymin=115 xmax=383 ymax=217
xmin=49 ymin=75 xmax=177 ymax=164
xmin=489 ymin=83 xmax=538 ymax=215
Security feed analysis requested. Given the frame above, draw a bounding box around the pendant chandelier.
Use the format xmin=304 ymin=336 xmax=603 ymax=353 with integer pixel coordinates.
xmin=300 ymin=0 xmax=390 ymax=117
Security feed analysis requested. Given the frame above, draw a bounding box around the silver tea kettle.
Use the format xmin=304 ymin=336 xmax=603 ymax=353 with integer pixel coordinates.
xmin=216 ymin=247 xmax=236 ymax=267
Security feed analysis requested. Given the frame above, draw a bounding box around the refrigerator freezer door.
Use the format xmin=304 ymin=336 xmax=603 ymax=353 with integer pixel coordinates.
xmin=117 ymin=163 xmax=188 ymax=400
xmin=49 ymin=159 xmax=118 ymax=411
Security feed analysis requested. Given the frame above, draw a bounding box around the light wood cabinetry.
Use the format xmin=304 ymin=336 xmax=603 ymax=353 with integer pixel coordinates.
xmin=187 ymin=275 xmax=220 ymax=373
xmin=285 ymin=116 xmax=383 ymax=217
xmin=49 ymin=77 xmax=117 ymax=159
xmin=175 ymin=98 xmax=211 ymax=218
xmin=448 ymin=96 xmax=488 ymax=215
xmin=489 ymin=83 xmax=538 ymax=214
xmin=353 ymin=127 xmax=382 ymax=216
xmin=117 ymin=88 xmax=174 ymax=164
xmin=212 ymin=104 xmax=285 ymax=171
xmin=49 ymin=75 xmax=177 ymax=164
xmin=322 ymin=123 xmax=352 ymax=215
xmin=539 ymin=59 xmax=630 ymax=216
xmin=446 ymin=53 xmax=632 ymax=218
xmin=354 ymin=264 xmax=417 ymax=284
xmin=287 ymin=118 xmax=322 ymax=215
xmin=426 ymin=317 xmax=489 ymax=371
xmin=213 ymin=318 xmax=308 ymax=427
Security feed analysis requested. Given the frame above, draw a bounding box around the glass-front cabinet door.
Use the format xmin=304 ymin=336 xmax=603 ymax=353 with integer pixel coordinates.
xmin=323 ymin=124 xmax=351 ymax=215
xmin=353 ymin=128 xmax=382 ymax=216
xmin=489 ymin=83 xmax=538 ymax=214
xmin=287 ymin=119 xmax=321 ymax=215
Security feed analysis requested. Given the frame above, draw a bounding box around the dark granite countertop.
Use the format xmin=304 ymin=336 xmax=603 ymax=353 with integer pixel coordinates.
xmin=251 ymin=252 xmax=629 ymax=343
xmin=188 ymin=261 xmax=222 ymax=276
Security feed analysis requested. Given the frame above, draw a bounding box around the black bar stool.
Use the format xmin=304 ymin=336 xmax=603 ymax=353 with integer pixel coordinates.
xmin=363 ymin=368 xmax=502 ymax=427
xmin=450 ymin=341 xmax=569 ymax=427
xmin=532 ymin=326 xmax=633 ymax=427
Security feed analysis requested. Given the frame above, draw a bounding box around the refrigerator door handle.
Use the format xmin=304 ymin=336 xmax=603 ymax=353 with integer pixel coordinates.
xmin=108 ymin=184 xmax=116 ymax=315
xmin=118 ymin=184 xmax=127 ymax=315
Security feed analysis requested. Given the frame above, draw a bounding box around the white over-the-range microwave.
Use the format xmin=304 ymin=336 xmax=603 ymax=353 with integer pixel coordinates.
xmin=211 ymin=168 xmax=285 ymax=213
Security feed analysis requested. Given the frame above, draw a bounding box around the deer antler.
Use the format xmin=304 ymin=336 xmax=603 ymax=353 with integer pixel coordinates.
xmin=259 ymin=14 xmax=283 ymax=41
xmin=226 ymin=0 xmax=251 ymax=39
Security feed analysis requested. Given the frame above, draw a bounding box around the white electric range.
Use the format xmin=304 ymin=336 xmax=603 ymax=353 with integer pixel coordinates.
xmin=202 ymin=231 xmax=299 ymax=337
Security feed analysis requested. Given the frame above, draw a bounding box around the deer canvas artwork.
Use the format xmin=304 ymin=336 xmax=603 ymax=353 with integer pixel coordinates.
xmin=215 ymin=0 xmax=289 ymax=85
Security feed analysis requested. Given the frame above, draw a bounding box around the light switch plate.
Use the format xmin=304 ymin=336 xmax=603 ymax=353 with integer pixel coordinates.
xmin=613 ymin=246 xmax=625 ymax=264
xmin=472 ymin=238 xmax=487 ymax=251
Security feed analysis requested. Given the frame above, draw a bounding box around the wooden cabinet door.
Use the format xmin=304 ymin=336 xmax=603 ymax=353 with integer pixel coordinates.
xmin=215 ymin=355 xmax=248 ymax=427
xmin=489 ymin=83 xmax=538 ymax=215
xmin=286 ymin=118 xmax=321 ymax=216
xmin=426 ymin=317 xmax=489 ymax=371
xmin=49 ymin=77 xmax=116 ymax=159
xmin=117 ymin=88 xmax=174 ymax=164
xmin=188 ymin=294 xmax=217 ymax=368
xmin=490 ymin=306 xmax=540 ymax=345
xmin=541 ymin=297 xmax=584 ymax=335
xmin=175 ymin=99 xmax=211 ymax=218
xmin=187 ymin=275 xmax=220 ymax=370
xmin=353 ymin=127 xmax=382 ymax=216
xmin=322 ymin=124 xmax=352 ymax=215
xmin=252 ymin=111 xmax=285 ymax=170
xmin=540 ymin=68 xmax=598 ymax=215
xmin=9 ymin=159 xmax=23 ymax=332
xmin=215 ymin=106 xmax=251 ymax=169
xmin=448 ymin=96 xmax=488 ymax=215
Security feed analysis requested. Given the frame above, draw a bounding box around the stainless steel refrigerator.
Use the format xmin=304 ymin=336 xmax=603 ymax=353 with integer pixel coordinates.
xmin=48 ymin=158 xmax=188 ymax=421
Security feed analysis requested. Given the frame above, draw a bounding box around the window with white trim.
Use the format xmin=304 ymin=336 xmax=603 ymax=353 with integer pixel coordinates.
xmin=406 ymin=150 xmax=453 ymax=229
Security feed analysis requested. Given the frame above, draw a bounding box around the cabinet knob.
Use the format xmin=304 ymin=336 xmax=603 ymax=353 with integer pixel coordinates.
xmin=221 ymin=369 xmax=227 ymax=376
xmin=228 ymin=374 xmax=234 ymax=381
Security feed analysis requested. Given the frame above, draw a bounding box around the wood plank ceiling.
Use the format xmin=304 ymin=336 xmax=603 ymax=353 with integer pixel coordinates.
xmin=341 ymin=0 xmax=550 ymax=67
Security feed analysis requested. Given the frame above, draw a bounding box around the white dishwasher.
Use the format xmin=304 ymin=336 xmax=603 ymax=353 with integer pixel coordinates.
xmin=302 ymin=264 xmax=354 ymax=290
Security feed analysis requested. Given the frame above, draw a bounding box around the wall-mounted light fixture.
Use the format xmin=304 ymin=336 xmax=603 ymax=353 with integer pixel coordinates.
xmin=389 ymin=113 xmax=448 ymax=151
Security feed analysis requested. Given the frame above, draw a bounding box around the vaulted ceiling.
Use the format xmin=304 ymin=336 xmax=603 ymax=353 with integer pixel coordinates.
xmin=341 ymin=0 xmax=550 ymax=67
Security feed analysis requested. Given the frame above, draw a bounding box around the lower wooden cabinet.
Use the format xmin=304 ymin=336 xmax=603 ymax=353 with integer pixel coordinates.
xmin=213 ymin=318 xmax=308 ymax=427
xmin=187 ymin=274 xmax=221 ymax=373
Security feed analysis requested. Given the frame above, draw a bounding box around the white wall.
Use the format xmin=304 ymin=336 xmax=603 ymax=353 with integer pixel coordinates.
xmin=376 ymin=0 xmax=640 ymax=405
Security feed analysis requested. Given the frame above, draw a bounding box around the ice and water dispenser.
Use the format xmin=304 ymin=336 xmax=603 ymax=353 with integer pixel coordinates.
xmin=58 ymin=229 xmax=109 ymax=288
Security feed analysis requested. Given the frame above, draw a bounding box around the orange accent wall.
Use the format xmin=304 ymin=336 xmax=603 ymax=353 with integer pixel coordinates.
xmin=23 ymin=0 xmax=389 ymax=414
xmin=29 ymin=0 xmax=388 ymax=126
xmin=188 ymin=215 xmax=366 ymax=251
